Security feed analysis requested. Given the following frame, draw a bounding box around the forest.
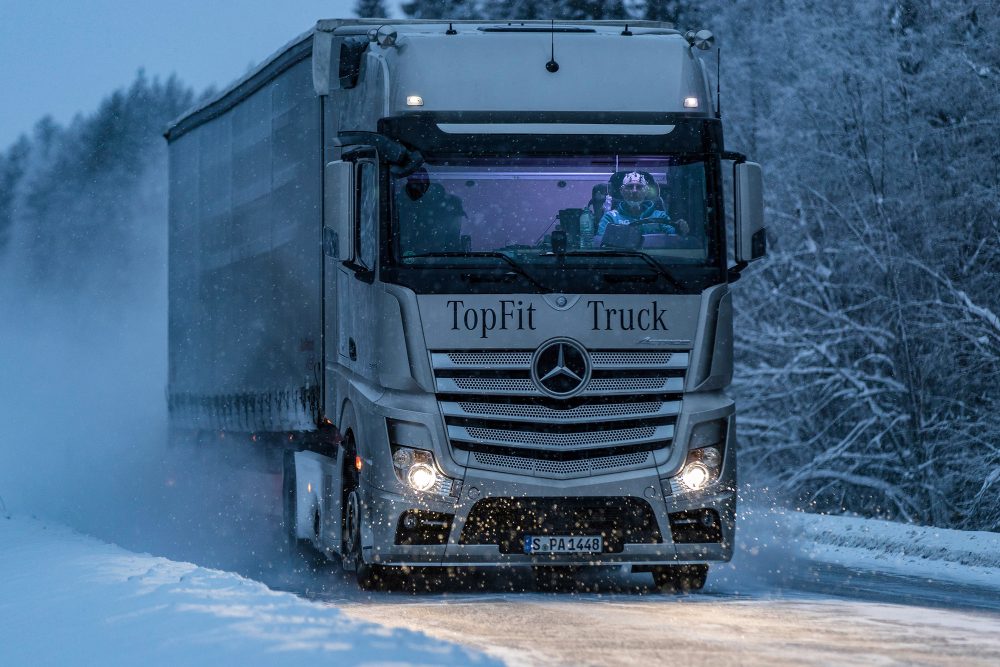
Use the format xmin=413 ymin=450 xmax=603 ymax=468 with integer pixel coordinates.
xmin=1 ymin=0 xmax=996 ymax=531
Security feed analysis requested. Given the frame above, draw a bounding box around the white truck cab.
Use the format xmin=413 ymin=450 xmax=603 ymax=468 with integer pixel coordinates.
xmin=165 ymin=19 xmax=765 ymax=591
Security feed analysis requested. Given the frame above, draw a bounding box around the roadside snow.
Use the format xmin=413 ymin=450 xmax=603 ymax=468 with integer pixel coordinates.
xmin=0 ymin=515 xmax=498 ymax=667
xmin=3 ymin=506 xmax=998 ymax=666
xmin=782 ymin=510 xmax=1000 ymax=593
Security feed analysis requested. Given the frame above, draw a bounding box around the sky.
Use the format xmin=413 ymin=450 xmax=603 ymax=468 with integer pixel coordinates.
xmin=0 ymin=0 xmax=402 ymax=150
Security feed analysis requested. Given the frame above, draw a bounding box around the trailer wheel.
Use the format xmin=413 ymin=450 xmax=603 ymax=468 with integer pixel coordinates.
xmin=651 ymin=564 xmax=708 ymax=592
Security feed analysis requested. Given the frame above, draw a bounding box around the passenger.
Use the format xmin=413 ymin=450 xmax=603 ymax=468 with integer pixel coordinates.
xmin=579 ymin=183 xmax=610 ymax=248
xmin=598 ymin=171 xmax=687 ymax=236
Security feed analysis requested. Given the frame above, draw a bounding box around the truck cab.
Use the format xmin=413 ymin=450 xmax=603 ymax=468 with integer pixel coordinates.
xmin=165 ymin=19 xmax=765 ymax=591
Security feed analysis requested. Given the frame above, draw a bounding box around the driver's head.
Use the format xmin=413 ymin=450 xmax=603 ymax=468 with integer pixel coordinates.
xmin=621 ymin=171 xmax=650 ymax=208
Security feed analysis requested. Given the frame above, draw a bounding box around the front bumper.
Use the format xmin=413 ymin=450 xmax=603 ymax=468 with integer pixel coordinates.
xmin=361 ymin=465 xmax=735 ymax=568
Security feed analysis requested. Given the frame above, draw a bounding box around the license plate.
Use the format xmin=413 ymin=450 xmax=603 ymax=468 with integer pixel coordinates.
xmin=524 ymin=535 xmax=603 ymax=554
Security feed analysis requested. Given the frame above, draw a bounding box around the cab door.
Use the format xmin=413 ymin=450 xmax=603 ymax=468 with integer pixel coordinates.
xmin=323 ymin=151 xmax=380 ymax=421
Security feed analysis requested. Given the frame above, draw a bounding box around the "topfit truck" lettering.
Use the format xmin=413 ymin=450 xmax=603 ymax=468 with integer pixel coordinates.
xmin=447 ymin=299 xmax=538 ymax=339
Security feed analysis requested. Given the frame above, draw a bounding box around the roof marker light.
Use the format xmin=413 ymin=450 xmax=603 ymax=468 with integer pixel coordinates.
xmin=406 ymin=95 xmax=424 ymax=107
xmin=684 ymin=97 xmax=699 ymax=108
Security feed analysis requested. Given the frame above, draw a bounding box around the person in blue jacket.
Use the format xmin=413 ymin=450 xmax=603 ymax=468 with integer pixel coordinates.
xmin=597 ymin=171 xmax=688 ymax=236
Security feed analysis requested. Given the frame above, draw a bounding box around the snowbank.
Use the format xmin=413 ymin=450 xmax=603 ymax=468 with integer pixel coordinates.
xmin=0 ymin=516 xmax=498 ymax=667
xmin=783 ymin=511 xmax=1000 ymax=592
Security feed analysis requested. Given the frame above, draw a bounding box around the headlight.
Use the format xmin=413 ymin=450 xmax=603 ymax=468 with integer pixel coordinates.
xmin=680 ymin=461 xmax=711 ymax=490
xmin=391 ymin=445 xmax=460 ymax=498
xmin=668 ymin=445 xmax=723 ymax=495
xmin=407 ymin=463 xmax=438 ymax=491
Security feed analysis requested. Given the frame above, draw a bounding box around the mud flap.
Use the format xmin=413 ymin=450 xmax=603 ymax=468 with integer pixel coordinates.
xmin=294 ymin=450 xmax=344 ymax=556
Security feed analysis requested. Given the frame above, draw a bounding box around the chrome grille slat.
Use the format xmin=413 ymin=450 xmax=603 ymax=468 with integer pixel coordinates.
xmin=431 ymin=350 xmax=688 ymax=371
xmin=448 ymin=424 xmax=674 ymax=450
xmin=588 ymin=377 xmax=684 ymax=393
xmin=435 ymin=376 xmax=683 ymax=396
xmin=472 ymin=450 xmax=652 ymax=478
xmin=440 ymin=400 xmax=680 ymax=423
xmin=590 ymin=351 xmax=688 ymax=369
xmin=432 ymin=351 xmax=532 ymax=369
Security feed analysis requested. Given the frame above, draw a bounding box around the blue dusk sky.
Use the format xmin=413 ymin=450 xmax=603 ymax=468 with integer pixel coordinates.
xmin=0 ymin=1 xmax=403 ymax=149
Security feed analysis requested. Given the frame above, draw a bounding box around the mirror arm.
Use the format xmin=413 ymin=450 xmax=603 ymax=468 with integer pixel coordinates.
xmin=721 ymin=151 xmax=746 ymax=164
xmin=727 ymin=260 xmax=748 ymax=283
xmin=337 ymin=131 xmax=424 ymax=177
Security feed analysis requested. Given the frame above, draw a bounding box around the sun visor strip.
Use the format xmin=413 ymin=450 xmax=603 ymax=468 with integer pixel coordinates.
xmin=436 ymin=123 xmax=676 ymax=135
xmin=379 ymin=114 xmax=723 ymax=155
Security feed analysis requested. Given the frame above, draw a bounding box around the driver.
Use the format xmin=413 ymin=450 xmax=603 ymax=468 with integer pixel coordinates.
xmin=597 ymin=171 xmax=688 ymax=236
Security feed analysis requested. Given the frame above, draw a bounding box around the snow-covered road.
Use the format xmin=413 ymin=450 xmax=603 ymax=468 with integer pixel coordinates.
xmin=329 ymin=511 xmax=1000 ymax=666
xmin=339 ymin=592 xmax=1000 ymax=666
xmin=4 ymin=509 xmax=999 ymax=666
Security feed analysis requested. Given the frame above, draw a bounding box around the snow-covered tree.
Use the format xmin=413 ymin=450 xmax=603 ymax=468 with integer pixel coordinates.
xmin=710 ymin=0 xmax=1000 ymax=530
xmin=354 ymin=0 xmax=389 ymax=18
xmin=0 ymin=72 xmax=194 ymax=297
xmin=401 ymin=0 xmax=484 ymax=19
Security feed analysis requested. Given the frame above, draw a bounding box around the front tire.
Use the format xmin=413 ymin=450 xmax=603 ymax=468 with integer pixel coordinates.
xmin=651 ymin=564 xmax=708 ymax=592
xmin=343 ymin=487 xmax=395 ymax=590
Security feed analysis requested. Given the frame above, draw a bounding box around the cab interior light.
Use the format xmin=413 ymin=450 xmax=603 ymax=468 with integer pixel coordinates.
xmin=406 ymin=95 xmax=424 ymax=106
xmin=683 ymin=96 xmax=699 ymax=108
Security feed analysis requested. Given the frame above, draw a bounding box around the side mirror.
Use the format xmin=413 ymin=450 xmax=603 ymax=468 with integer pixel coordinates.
xmin=734 ymin=161 xmax=766 ymax=263
xmin=324 ymin=160 xmax=354 ymax=262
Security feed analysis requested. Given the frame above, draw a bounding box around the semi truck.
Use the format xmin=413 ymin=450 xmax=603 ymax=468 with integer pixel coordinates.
xmin=164 ymin=18 xmax=766 ymax=591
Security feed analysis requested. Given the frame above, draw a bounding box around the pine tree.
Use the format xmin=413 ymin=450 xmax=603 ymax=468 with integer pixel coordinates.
xmin=401 ymin=0 xmax=484 ymax=19
xmin=0 ymin=136 xmax=31 ymax=253
xmin=5 ymin=72 xmax=195 ymax=293
xmin=354 ymin=0 xmax=389 ymax=18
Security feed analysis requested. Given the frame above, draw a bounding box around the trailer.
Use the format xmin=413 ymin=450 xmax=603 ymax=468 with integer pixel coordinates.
xmin=164 ymin=18 xmax=766 ymax=590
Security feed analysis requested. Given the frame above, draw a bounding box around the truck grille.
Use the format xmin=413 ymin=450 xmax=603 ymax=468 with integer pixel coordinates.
xmin=431 ymin=348 xmax=687 ymax=478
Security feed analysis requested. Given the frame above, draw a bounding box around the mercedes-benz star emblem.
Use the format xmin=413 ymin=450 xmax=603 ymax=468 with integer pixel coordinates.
xmin=531 ymin=338 xmax=591 ymax=398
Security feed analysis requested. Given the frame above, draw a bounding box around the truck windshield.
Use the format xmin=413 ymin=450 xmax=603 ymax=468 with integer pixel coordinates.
xmin=390 ymin=155 xmax=716 ymax=267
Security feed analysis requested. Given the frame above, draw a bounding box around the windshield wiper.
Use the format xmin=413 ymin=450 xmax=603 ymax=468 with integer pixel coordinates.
xmin=404 ymin=252 xmax=550 ymax=292
xmin=561 ymin=250 xmax=686 ymax=292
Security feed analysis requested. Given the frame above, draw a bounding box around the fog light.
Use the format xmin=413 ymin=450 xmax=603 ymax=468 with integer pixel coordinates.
xmin=407 ymin=464 xmax=438 ymax=492
xmin=680 ymin=462 xmax=710 ymax=490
